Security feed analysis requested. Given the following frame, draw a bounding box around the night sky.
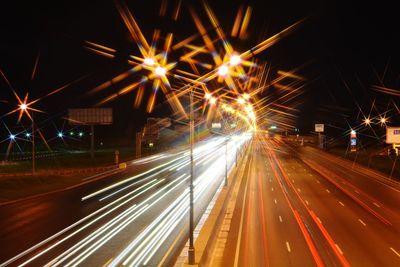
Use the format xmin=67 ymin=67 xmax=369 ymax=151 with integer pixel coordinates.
xmin=1 ymin=0 xmax=399 ymax=146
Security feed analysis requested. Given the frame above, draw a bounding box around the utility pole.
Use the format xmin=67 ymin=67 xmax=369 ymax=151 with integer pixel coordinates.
xmin=188 ymin=89 xmax=195 ymax=264
xmin=90 ymin=125 xmax=94 ymax=159
xmin=225 ymin=138 xmax=228 ymax=186
xmin=32 ymin=114 xmax=36 ymax=175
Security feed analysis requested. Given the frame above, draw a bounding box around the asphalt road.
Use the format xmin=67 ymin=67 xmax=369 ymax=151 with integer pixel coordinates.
xmin=217 ymin=135 xmax=400 ymax=267
xmin=0 ymin=134 xmax=250 ymax=267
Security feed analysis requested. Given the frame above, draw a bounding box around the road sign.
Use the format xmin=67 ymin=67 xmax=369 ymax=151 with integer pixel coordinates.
xmin=212 ymin=122 xmax=222 ymax=129
xmin=315 ymin=124 xmax=324 ymax=132
xmin=386 ymin=127 xmax=400 ymax=144
xmin=68 ymin=108 xmax=112 ymax=125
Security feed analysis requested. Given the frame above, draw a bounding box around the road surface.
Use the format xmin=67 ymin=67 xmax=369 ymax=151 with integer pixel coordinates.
xmin=215 ymin=135 xmax=400 ymax=267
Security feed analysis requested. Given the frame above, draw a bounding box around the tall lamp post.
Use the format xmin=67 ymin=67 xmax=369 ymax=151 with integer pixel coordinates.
xmin=188 ymin=88 xmax=195 ymax=264
xmin=19 ymin=103 xmax=35 ymax=174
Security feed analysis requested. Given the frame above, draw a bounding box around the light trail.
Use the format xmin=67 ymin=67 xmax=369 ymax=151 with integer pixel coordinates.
xmin=1 ymin=135 xmax=250 ymax=267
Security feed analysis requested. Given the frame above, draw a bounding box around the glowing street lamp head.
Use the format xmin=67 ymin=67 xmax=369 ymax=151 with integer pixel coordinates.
xmin=380 ymin=117 xmax=387 ymax=124
xmin=364 ymin=118 xmax=371 ymax=125
xmin=9 ymin=134 xmax=16 ymax=140
xmin=237 ymin=97 xmax=245 ymax=104
xmin=79 ymin=132 xmax=83 ymax=137
xmin=143 ymin=57 xmax=155 ymax=66
xmin=209 ymin=97 xmax=217 ymax=105
xmin=229 ymin=54 xmax=241 ymax=66
xmin=204 ymin=92 xmax=212 ymax=99
xmin=58 ymin=132 xmax=64 ymax=138
xmin=154 ymin=66 xmax=166 ymax=76
xmin=25 ymin=133 xmax=31 ymax=137
xmin=19 ymin=103 xmax=27 ymax=111
xmin=351 ymin=130 xmax=356 ymax=135
xmin=218 ymin=65 xmax=229 ymax=77
xmin=242 ymin=93 xmax=250 ymax=100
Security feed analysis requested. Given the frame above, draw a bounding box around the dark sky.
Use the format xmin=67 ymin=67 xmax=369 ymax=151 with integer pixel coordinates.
xmin=1 ymin=0 xmax=399 ymax=143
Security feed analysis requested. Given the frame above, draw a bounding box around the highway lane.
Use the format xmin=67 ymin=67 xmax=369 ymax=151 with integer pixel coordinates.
xmin=295 ymin=145 xmax=400 ymax=225
xmin=216 ymin=135 xmax=399 ymax=267
xmin=0 ymin=134 xmax=251 ymax=266
xmin=268 ymin=138 xmax=400 ymax=266
xmin=220 ymin=136 xmax=318 ymax=267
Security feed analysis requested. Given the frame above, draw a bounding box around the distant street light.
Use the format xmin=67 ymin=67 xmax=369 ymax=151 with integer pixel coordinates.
xmin=18 ymin=101 xmax=36 ymax=174
xmin=19 ymin=103 xmax=27 ymax=111
xmin=209 ymin=97 xmax=217 ymax=105
xmin=58 ymin=132 xmax=64 ymax=138
xmin=229 ymin=54 xmax=241 ymax=66
xmin=237 ymin=97 xmax=245 ymax=104
xmin=364 ymin=118 xmax=371 ymax=126
xmin=79 ymin=132 xmax=84 ymax=137
xmin=154 ymin=66 xmax=166 ymax=76
xmin=204 ymin=92 xmax=212 ymax=99
xmin=9 ymin=134 xmax=16 ymax=140
xmin=143 ymin=57 xmax=155 ymax=66
xmin=218 ymin=65 xmax=229 ymax=77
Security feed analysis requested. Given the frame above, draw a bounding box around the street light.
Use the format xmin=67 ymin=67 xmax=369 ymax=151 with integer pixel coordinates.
xmin=218 ymin=65 xmax=229 ymax=77
xmin=237 ymin=97 xmax=245 ymax=104
xmin=209 ymin=97 xmax=217 ymax=105
xmin=143 ymin=57 xmax=155 ymax=66
xmin=229 ymin=54 xmax=241 ymax=66
xmin=154 ymin=66 xmax=166 ymax=76
xmin=364 ymin=117 xmax=371 ymax=126
xmin=188 ymin=87 xmax=195 ymax=265
xmin=9 ymin=134 xmax=16 ymax=140
xmin=18 ymin=102 xmax=36 ymax=174
xmin=58 ymin=132 xmax=64 ymax=138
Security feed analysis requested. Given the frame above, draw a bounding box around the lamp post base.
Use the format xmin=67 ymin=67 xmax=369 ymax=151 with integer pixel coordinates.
xmin=188 ymin=247 xmax=195 ymax=265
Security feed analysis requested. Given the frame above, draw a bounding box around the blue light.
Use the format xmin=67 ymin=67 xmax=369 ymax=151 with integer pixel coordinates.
xmin=9 ymin=134 xmax=16 ymax=140
xmin=58 ymin=132 xmax=64 ymax=138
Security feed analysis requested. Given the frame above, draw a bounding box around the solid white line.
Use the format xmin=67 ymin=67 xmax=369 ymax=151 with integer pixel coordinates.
xmin=390 ymin=247 xmax=400 ymax=258
xmin=317 ymin=217 xmax=322 ymax=224
xmin=286 ymin=241 xmax=291 ymax=252
xmin=279 ymin=216 xmax=283 ymax=223
xmin=335 ymin=244 xmax=343 ymax=255
xmin=358 ymin=219 xmax=366 ymax=227
xmin=373 ymin=202 xmax=381 ymax=208
xmin=339 ymin=201 xmax=345 ymax=207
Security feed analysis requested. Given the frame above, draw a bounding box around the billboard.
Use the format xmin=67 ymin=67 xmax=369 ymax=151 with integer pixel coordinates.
xmin=68 ymin=108 xmax=113 ymax=125
xmin=386 ymin=127 xmax=400 ymax=144
xmin=315 ymin=124 xmax=324 ymax=132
